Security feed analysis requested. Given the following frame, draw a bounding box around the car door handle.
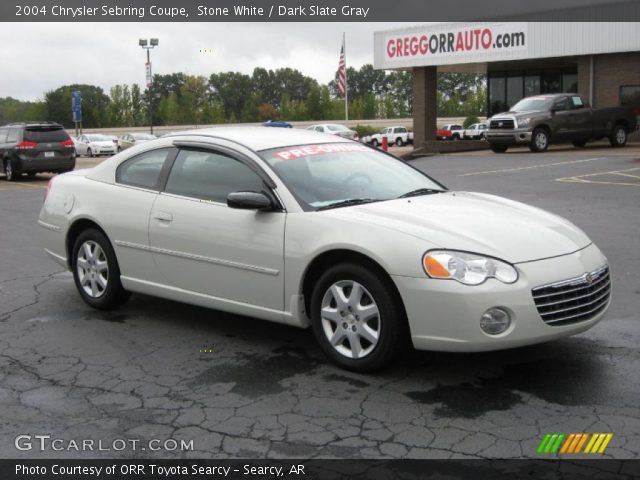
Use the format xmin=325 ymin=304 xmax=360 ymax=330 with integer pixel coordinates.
xmin=153 ymin=212 xmax=173 ymax=223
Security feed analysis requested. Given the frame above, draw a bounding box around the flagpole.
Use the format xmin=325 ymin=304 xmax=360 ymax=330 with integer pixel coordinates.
xmin=344 ymin=32 xmax=349 ymax=121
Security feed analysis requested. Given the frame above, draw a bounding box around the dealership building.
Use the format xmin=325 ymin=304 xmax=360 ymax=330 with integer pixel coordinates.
xmin=374 ymin=22 xmax=640 ymax=147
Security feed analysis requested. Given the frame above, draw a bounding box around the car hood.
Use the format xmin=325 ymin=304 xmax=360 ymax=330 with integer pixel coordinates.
xmin=323 ymin=192 xmax=591 ymax=264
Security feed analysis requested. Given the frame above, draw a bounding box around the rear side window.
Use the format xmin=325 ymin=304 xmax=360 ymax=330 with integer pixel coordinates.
xmin=24 ymin=127 xmax=69 ymax=142
xmin=165 ymin=149 xmax=264 ymax=203
xmin=116 ymin=148 xmax=172 ymax=190
xmin=6 ymin=128 xmax=21 ymax=143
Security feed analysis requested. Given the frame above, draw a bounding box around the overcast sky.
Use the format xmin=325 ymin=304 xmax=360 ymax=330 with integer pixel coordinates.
xmin=0 ymin=22 xmax=414 ymax=101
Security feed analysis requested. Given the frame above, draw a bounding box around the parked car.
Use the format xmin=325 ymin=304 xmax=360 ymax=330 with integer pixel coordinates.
xmin=263 ymin=120 xmax=292 ymax=128
xmin=117 ymin=133 xmax=157 ymax=152
xmin=0 ymin=122 xmax=75 ymax=181
xmin=463 ymin=123 xmax=487 ymax=140
xmin=40 ymin=127 xmax=610 ymax=371
xmin=75 ymin=134 xmax=117 ymax=157
xmin=363 ymin=126 xmax=413 ymax=147
xmin=306 ymin=124 xmax=358 ymax=141
xmin=485 ymin=93 xmax=639 ymax=153
xmin=436 ymin=124 xmax=463 ymax=141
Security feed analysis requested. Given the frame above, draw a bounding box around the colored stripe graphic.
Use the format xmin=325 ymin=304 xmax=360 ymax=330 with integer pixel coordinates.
xmin=540 ymin=433 xmax=613 ymax=454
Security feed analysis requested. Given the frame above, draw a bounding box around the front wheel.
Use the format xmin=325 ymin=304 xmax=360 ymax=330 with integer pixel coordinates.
xmin=310 ymin=263 xmax=405 ymax=372
xmin=87 ymin=148 xmax=93 ymax=158
xmin=489 ymin=144 xmax=508 ymax=153
xmin=530 ymin=128 xmax=550 ymax=152
xmin=72 ymin=229 xmax=130 ymax=310
xmin=609 ymin=124 xmax=627 ymax=148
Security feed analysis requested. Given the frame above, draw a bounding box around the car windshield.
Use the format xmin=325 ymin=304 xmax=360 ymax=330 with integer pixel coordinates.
xmin=86 ymin=134 xmax=110 ymax=141
xmin=326 ymin=125 xmax=349 ymax=132
xmin=260 ymin=143 xmax=446 ymax=211
xmin=510 ymin=97 xmax=555 ymax=112
xmin=132 ymin=133 xmax=156 ymax=140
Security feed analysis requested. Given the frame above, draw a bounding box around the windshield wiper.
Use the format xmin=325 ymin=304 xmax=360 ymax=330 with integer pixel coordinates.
xmin=397 ymin=188 xmax=445 ymax=199
xmin=316 ymin=198 xmax=380 ymax=211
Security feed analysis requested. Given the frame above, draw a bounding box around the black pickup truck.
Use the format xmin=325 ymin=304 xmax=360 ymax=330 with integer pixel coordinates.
xmin=485 ymin=93 xmax=638 ymax=153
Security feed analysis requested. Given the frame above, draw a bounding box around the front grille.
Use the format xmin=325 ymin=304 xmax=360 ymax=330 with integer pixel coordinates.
xmin=489 ymin=119 xmax=515 ymax=130
xmin=532 ymin=266 xmax=610 ymax=326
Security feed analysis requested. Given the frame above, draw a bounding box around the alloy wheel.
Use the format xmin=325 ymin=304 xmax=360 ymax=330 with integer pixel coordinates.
xmin=320 ymin=280 xmax=381 ymax=359
xmin=76 ymin=240 xmax=109 ymax=298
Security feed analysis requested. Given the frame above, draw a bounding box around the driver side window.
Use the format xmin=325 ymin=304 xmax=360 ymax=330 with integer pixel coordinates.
xmin=164 ymin=149 xmax=265 ymax=203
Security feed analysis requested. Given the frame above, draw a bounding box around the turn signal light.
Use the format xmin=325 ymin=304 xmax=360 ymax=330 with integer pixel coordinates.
xmin=424 ymin=254 xmax=450 ymax=278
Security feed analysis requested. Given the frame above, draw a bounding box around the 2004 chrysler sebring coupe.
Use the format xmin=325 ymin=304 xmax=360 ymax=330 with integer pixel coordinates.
xmin=39 ymin=127 xmax=611 ymax=371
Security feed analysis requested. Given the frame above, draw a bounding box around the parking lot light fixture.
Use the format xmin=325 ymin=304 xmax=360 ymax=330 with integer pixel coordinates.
xmin=139 ymin=38 xmax=159 ymax=134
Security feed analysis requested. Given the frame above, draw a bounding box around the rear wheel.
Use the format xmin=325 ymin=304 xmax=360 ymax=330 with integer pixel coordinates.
xmin=4 ymin=160 xmax=18 ymax=181
xmin=72 ymin=229 xmax=130 ymax=310
xmin=530 ymin=128 xmax=550 ymax=152
xmin=609 ymin=124 xmax=627 ymax=148
xmin=395 ymin=137 xmax=404 ymax=147
xmin=489 ymin=144 xmax=508 ymax=153
xmin=310 ymin=263 xmax=405 ymax=372
xmin=87 ymin=148 xmax=93 ymax=158
xmin=371 ymin=139 xmax=379 ymax=147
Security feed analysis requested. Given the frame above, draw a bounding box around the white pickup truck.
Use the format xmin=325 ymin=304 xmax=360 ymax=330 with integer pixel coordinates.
xmin=463 ymin=123 xmax=488 ymax=140
xmin=363 ymin=126 xmax=413 ymax=147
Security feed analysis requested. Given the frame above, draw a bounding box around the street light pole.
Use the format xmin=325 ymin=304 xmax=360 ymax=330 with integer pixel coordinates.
xmin=139 ymin=38 xmax=159 ymax=135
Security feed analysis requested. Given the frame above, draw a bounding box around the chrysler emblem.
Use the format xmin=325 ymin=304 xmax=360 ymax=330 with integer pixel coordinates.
xmin=584 ymin=273 xmax=593 ymax=284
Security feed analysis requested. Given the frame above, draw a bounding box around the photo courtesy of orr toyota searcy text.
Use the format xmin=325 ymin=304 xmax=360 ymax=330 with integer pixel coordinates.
xmin=386 ymin=23 xmax=527 ymax=59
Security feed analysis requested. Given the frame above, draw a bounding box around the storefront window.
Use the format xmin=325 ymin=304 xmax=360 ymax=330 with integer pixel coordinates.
xmin=489 ymin=76 xmax=506 ymax=115
xmin=525 ymin=75 xmax=541 ymax=97
xmin=542 ymin=71 xmax=562 ymax=93
xmin=507 ymin=76 xmax=524 ymax=110
xmin=620 ymin=86 xmax=640 ymax=106
xmin=563 ymin=73 xmax=578 ymax=93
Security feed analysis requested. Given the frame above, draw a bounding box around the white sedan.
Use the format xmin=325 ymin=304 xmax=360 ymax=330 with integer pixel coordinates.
xmin=74 ymin=134 xmax=117 ymax=157
xmin=39 ymin=127 xmax=610 ymax=371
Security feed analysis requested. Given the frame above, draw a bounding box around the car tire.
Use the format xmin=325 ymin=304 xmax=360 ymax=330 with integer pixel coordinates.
xmin=572 ymin=140 xmax=588 ymax=148
xmin=371 ymin=139 xmax=379 ymax=147
xmin=609 ymin=124 xmax=628 ymax=148
xmin=530 ymin=128 xmax=550 ymax=152
xmin=310 ymin=263 xmax=405 ymax=372
xmin=489 ymin=144 xmax=508 ymax=153
xmin=395 ymin=138 xmax=404 ymax=147
xmin=71 ymin=229 xmax=131 ymax=310
xmin=452 ymin=134 xmax=460 ymax=141
xmin=87 ymin=148 xmax=93 ymax=158
xmin=3 ymin=159 xmax=18 ymax=181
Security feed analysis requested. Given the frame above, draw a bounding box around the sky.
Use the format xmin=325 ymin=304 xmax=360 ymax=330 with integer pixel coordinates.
xmin=0 ymin=22 xmax=413 ymax=101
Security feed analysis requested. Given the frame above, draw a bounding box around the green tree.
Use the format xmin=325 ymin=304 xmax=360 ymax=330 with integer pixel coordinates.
xmin=209 ymin=71 xmax=252 ymax=120
xmin=130 ymin=84 xmax=145 ymax=126
xmin=44 ymin=84 xmax=110 ymax=128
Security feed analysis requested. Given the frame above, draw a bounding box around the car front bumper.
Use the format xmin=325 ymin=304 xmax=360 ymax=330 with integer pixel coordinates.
xmin=393 ymin=243 xmax=609 ymax=352
xmin=485 ymin=129 xmax=532 ymax=146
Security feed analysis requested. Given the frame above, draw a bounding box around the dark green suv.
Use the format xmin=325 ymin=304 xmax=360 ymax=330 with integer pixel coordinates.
xmin=0 ymin=122 xmax=76 ymax=181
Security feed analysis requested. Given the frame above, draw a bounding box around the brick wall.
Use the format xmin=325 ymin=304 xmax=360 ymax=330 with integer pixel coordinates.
xmin=578 ymin=52 xmax=640 ymax=108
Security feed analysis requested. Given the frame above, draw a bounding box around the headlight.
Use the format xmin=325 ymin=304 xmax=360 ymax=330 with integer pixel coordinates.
xmin=517 ymin=118 xmax=531 ymax=128
xmin=423 ymin=250 xmax=518 ymax=286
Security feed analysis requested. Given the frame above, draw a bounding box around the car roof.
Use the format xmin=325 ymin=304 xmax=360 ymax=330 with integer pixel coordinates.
xmin=163 ymin=126 xmax=352 ymax=151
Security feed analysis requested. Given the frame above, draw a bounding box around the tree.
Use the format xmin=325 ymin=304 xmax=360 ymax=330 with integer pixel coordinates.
xmin=130 ymin=84 xmax=145 ymax=126
xmin=209 ymin=71 xmax=252 ymax=121
xmin=44 ymin=84 xmax=110 ymax=128
xmin=0 ymin=97 xmax=46 ymax=124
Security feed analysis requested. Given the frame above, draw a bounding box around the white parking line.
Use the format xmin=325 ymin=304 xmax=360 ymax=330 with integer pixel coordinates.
xmin=457 ymin=157 xmax=607 ymax=177
xmin=556 ymin=167 xmax=640 ymax=187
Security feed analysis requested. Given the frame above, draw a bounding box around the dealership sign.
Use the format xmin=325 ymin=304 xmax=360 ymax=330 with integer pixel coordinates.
xmin=384 ymin=23 xmax=527 ymax=62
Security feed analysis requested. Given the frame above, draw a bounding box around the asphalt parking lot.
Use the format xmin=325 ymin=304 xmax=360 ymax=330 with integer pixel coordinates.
xmin=0 ymin=144 xmax=639 ymax=459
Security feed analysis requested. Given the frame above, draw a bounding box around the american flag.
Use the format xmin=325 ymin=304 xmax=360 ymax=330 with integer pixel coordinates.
xmin=337 ymin=41 xmax=346 ymax=97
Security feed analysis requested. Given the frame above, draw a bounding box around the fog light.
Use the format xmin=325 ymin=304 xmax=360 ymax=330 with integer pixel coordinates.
xmin=480 ymin=307 xmax=511 ymax=335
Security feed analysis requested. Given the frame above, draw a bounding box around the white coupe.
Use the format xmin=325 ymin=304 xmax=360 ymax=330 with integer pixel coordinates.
xmin=39 ymin=127 xmax=611 ymax=371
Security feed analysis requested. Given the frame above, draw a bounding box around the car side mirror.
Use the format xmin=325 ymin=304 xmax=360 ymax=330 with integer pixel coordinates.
xmin=227 ymin=191 xmax=273 ymax=211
